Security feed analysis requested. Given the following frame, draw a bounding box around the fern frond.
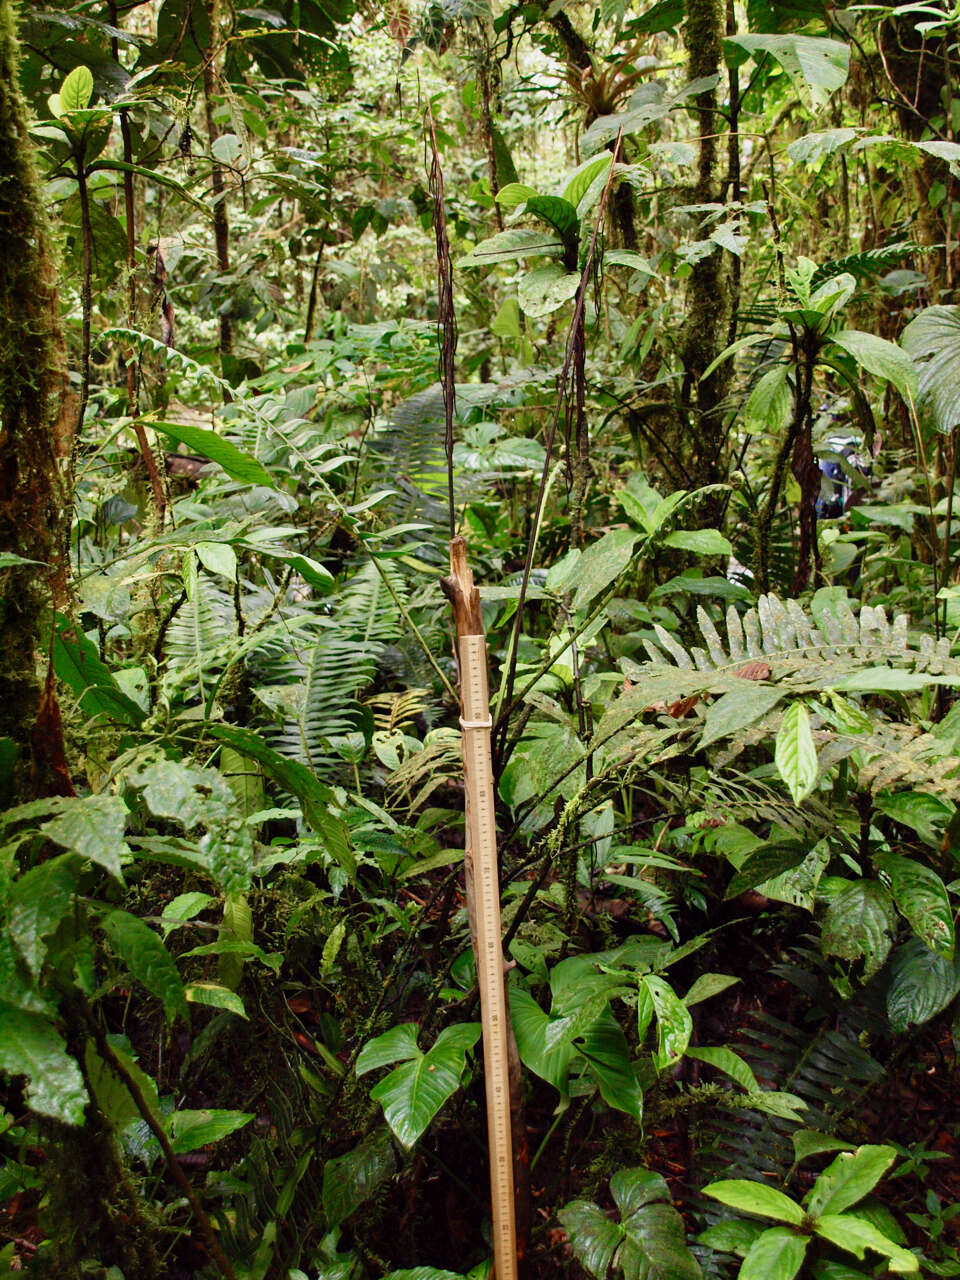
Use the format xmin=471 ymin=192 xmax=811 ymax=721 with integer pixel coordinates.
xmin=809 ymin=241 xmax=924 ymax=290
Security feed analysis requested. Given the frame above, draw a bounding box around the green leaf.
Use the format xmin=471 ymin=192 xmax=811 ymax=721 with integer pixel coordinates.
xmin=834 ymin=667 xmax=956 ymax=692
xmin=725 ymin=840 xmax=809 ymax=899
xmin=775 ymin=702 xmax=818 ymax=804
xmin=821 ymin=880 xmax=896 ymax=980
xmin=683 ymin=973 xmax=739 ymax=1006
xmin=698 ymin=1219 xmax=765 ymax=1256
xmin=369 ymin=1024 xmax=481 ymax=1148
xmin=700 ymin=685 xmax=785 ymax=751
xmin=322 ymin=1126 xmax=396 ymax=1228
xmin=59 ymin=66 xmax=94 ymax=113
xmin=702 ymin=1180 xmax=804 ymax=1224
xmin=686 ymin=1046 xmax=759 ymax=1092
xmin=793 ymin=1130 xmax=855 ymax=1162
xmin=563 ymin=155 xmax=613 ymax=208
xmin=43 ymin=795 xmax=129 ymax=879
xmin=567 ymin=528 xmax=638 ymax=613
xmin=166 ymin=1108 xmax=253 ymax=1154
xmin=460 ymin=228 xmax=562 ymax=268
xmin=0 ymin=1008 xmax=87 ymax=1124
xmin=900 ymin=304 xmax=960 ymax=432
xmin=875 ymin=853 xmax=954 ymax=957
xmin=184 ymin=983 xmax=247 ymax=1018
xmin=662 ymin=529 xmax=733 ymax=555
xmin=494 ymin=182 xmax=539 ymax=207
xmin=724 ymin=34 xmax=850 ymax=108
xmin=813 ymin=1214 xmax=919 ymax=1273
xmin=641 ymin=975 xmax=692 ymax=1069
xmin=830 ymin=330 xmax=917 ymax=404
xmin=807 ymin=1146 xmax=896 ymax=1217
xmin=52 ymin=615 xmax=145 ymax=726
xmin=873 ymin=791 xmax=954 ymax=847
xmin=160 ymin=892 xmax=216 ymax=937
xmin=8 ymin=854 xmax=79 ymax=976
xmin=578 ymin=1011 xmax=644 ymax=1121
xmin=517 ymin=264 xmax=581 ymax=318
xmin=208 ymin=725 xmax=353 ymax=874
xmin=886 ymin=938 xmax=960 ymax=1033
xmin=740 ymin=1227 xmax=809 ymax=1280
xmin=561 ymin=1169 xmax=702 ymax=1280
xmin=744 ymin=366 xmax=792 ymax=434
xmin=195 ymin=541 xmax=238 ymax=579
xmin=102 ymin=909 xmax=187 ymax=1023
xmin=151 ymin=421 xmax=275 ymax=487
xmin=356 ymin=1023 xmax=421 ymax=1075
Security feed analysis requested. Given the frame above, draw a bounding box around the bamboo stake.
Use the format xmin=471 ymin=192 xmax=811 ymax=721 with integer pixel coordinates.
xmin=442 ymin=536 xmax=519 ymax=1280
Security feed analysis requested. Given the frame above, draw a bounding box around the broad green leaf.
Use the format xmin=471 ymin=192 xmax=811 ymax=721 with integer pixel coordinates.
xmin=84 ymin=1038 xmax=160 ymax=1131
xmin=0 ymin=934 xmax=49 ymax=1015
xmin=813 ymin=1214 xmax=918 ymax=1273
xmin=52 ymin=615 xmax=145 ymax=726
xmin=686 ymin=1046 xmax=759 ymax=1093
xmin=577 ymin=1011 xmax=644 ymax=1121
xmin=876 ymin=852 xmax=954 ymax=957
xmin=873 ymin=791 xmax=954 ymax=847
xmin=369 ymin=1023 xmax=480 ymax=1148
xmin=356 ymin=1023 xmax=421 ymax=1075
xmin=517 ymin=264 xmax=581 ymax=318
xmin=43 ymin=795 xmax=129 ymax=879
xmin=322 ymin=1126 xmax=396 ymax=1228
xmin=166 ymin=1108 xmax=253 ymax=1154
xmin=821 ymin=880 xmax=896 ymax=980
xmin=697 ymin=1218 xmax=765 ymax=1256
xmin=195 ymin=541 xmax=238 ymax=579
xmin=793 ymin=1130 xmax=855 ymax=1162
xmin=561 ymin=1169 xmax=701 ymax=1280
xmin=683 ymin=973 xmax=739 ymax=1006
xmin=160 ymin=892 xmax=216 ymax=936
xmin=59 ymin=65 xmax=94 ymax=113
xmin=460 ymin=228 xmax=562 ymax=268
xmin=151 ymin=421 xmax=275 ymax=487
xmin=725 ymin=840 xmax=808 ymax=899
xmin=775 ymin=701 xmax=818 ymax=804
xmin=744 ymin=366 xmax=792 ymax=434
xmin=830 ymin=330 xmax=917 ymax=404
xmin=807 ymin=1146 xmax=896 ymax=1217
xmin=662 ymin=529 xmax=732 ymax=555
xmin=567 ymin=528 xmax=638 ymax=613
xmin=185 ymin=983 xmax=247 ymax=1018
xmin=787 ymin=128 xmax=861 ymax=163
xmin=8 ymin=854 xmax=79 ymax=976
xmin=724 ymin=34 xmax=850 ymax=109
xmin=740 ymin=1227 xmax=809 ymax=1280
xmin=700 ymin=685 xmax=785 ymax=751
xmin=702 ymin=1180 xmax=804 ymax=1224
xmin=556 ymin=1201 xmax=622 ymax=1279
xmin=218 ymin=892 xmax=251 ymax=991
xmin=208 ymin=725 xmax=353 ymax=874
xmin=900 ymin=304 xmax=960 ymax=432
xmin=0 ymin=1008 xmax=87 ymax=1124
xmin=519 ymin=194 xmax=579 ymax=248
xmin=835 ymin=667 xmax=958 ymax=692
xmin=562 ymin=155 xmax=613 ymax=207
xmin=886 ymin=937 xmax=960 ymax=1033
xmin=641 ymin=975 xmax=692 ymax=1069
xmin=102 ymin=909 xmax=187 ymax=1023
xmin=494 ymin=182 xmax=539 ymax=207
xmin=509 ymin=987 xmax=574 ymax=1093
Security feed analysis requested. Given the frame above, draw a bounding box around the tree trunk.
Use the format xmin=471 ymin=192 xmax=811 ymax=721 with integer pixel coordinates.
xmin=679 ymin=0 xmax=731 ymax=491
xmin=0 ymin=0 xmax=71 ymax=799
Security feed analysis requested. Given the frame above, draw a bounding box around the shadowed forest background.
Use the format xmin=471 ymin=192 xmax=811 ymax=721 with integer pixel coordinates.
xmin=2 ymin=0 xmax=960 ymax=1277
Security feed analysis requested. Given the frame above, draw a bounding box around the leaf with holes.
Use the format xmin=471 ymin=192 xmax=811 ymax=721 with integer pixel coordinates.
xmin=876 ymin=853 xmax=954 ymax=957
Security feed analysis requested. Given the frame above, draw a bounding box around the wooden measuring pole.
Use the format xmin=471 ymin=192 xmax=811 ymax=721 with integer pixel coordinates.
xmin=442 ymin=537 xmax=519 ymax=1280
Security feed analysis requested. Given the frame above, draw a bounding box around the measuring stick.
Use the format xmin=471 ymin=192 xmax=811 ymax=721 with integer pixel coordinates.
xmin=443 ymin=538 xmax=518 ymax=1280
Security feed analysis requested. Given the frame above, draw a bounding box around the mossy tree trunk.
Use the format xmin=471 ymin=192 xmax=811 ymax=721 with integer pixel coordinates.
xmin=0 ymin=0 xmax=71 ymax=799
xmin=679 ymin=0 xmax=731 ymax=492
